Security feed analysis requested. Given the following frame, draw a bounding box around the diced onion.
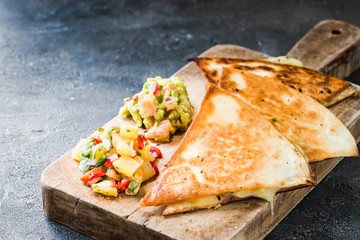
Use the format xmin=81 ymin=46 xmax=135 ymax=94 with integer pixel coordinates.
xmin=150 ymin=151 xmax=158 ymax=159
xmin=88 ymin=159 xmax=98 ymax=166
xmin=107 ymin=153 xmax=119 ymax=162
xmin=102 ymin=137 xmax=111 ymax=151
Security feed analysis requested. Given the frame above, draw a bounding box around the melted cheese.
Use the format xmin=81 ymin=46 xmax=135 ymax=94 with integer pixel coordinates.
xmin=164 ymin=188 xmax=279 ymax=215
xmin=164 ymin=195 xmax=221 ymax=214
xmin=233 ymin=188 xmax=278 ymax=214
xmin=263 ymin=56 xmax=304 ymax=67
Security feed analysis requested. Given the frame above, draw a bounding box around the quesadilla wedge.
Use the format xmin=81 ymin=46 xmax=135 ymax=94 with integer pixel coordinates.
xmin=191 ymin=57 xmax=357 ymax=107
xmin=141 ymin=84 xmax=316 ymax=215
xmin=219 ymin=67 xmax=359 ymax=162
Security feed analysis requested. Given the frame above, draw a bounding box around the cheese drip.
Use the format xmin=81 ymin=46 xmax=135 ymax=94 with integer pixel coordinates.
xmin=164 ymin=188 xmax=279 ymax=215
xmin=233 ymin=188 xmax=278 ymax=214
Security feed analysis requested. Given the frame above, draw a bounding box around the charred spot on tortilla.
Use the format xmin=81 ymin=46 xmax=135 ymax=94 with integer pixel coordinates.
xmin=191 ymin=57 xmax=357 ymax=107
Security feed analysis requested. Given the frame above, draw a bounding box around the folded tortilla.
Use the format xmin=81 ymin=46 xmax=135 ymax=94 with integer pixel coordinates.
xmin=141 ymin=84 xmax=316 ymax=215
xmin=191 ymin=57 xmax=357 ymax=107
xmin=218 ymin=67 xmax=359 ymax=162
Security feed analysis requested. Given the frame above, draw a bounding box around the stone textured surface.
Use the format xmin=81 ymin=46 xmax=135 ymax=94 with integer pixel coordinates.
xmin=0 ymin=0 xmax=359 ymax=239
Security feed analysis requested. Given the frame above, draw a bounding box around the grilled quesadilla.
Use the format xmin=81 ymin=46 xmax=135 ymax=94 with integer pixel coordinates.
xmin=191 ymin=57 xmax=357 ymax=107
xmin=141 ymin=84 xmax=316 ymax=215
xmin=219 ymin=67 xmax=358 ymax=162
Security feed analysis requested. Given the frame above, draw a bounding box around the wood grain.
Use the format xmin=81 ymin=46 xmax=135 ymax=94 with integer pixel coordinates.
xmin=41 ymin=20 xmax=360 ymax=240
xmin=287 ymin=20 xmax=360 ymax=79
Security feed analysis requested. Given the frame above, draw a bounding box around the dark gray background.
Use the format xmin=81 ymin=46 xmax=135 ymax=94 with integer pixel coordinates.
xmin=0 ymin=0 xmax=359 ymax=239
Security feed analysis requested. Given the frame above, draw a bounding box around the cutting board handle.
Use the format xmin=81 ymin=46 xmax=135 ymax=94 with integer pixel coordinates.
xmin=287 ymin=20 xmax=360 ymax=79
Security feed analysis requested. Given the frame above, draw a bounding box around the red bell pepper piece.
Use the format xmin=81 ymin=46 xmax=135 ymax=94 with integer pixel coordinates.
xmin=104 ymin=162 xmax=114 ymax=168
xmin=152 ymin=82 xmax=159 ymax=95
xmin=150 ymin=161 xmax=159 ymax=176
xmin=150 ymin=146 xmax=162 ymax=158
xmin=80 ymin=168 xmax=106 ymax=183
xmin=139 ymin=134 xmax=147 ymax=141
xmin=110 ymin=179 xmax=117 ymax=187
xmin=92 ymin=137 xmax=102 ymax=145
xmin=117 ymin=177 xmax=130 ymax=191
xmin=137 ymin=136 xmax=144 ymax=150
xmin=136 ymin=134 xmax=147 ymax=150
xmin=124 ymin=98 xmax=132 ymax=103
xmin=88 ymin=169 xmax=106 ymax=181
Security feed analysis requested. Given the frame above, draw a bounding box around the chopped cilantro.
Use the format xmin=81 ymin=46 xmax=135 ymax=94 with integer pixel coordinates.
xmin=272 ymin=117 xmax=278 ymax=122
xmin=136 ymin=151 xmax=141 ymax=157
xmin=97 ymin=127 xmax=105 ymax=132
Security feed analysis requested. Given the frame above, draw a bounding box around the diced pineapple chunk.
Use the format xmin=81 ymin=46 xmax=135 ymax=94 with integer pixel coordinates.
xmin=106 ymin=168 xmax=121 ymax=181
xmin=92 ymin=180 xmax=118 ymax=197
xmin=72 ymin=138 xmax=88 ymax=161
xmin=120 ymin=136 xmax=131 ymax=145
xmin=131 ymin=168 xmax=143 ymax=184
xmin=107 ymin=153 xmax=119 ymax=162
xmin=120 ymin=125 xmax=139 ymax=139
xmin=111 ymin=132 xmax=136 ymax=157
xmin=137 ymin=142 xmax=155 ymax=162
xmin=112 ymin=156 xmax=144 ymax=177
xmin=99 ymin=130 xmax=108 ymax=140
xmin=92 ymin=144 xmax=107 ymax=160
xmin=140 ymin=161 xmax=156 ymax=182
xmin=107 ymin=148 xmax=117 ymax=156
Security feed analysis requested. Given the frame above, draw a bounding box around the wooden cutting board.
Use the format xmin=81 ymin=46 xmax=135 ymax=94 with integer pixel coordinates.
xmin=41 ymin=20 xmax=360 ymax=240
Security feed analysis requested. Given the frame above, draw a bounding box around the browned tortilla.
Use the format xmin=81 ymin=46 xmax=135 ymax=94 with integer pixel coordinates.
xmin=219 ymin=67 xmax=359 ymax=162
xmin=191 ymin=57 xmax=357 ymax=107
xmin=141 ymin=84 xmax=315 ymax=213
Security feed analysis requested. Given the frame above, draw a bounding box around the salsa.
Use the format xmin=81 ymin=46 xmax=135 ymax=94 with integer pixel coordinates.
xmin=120 ymin=76 xmax=193 ymax=142
xmin=72 ymin=125 xmax=161 ymax=197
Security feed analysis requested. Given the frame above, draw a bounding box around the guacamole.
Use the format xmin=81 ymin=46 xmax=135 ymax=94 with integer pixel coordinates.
xmin=120 ymin=76 xmax=193 ymax=142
